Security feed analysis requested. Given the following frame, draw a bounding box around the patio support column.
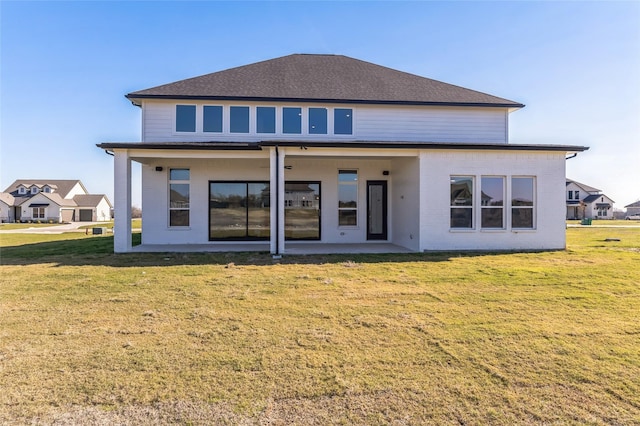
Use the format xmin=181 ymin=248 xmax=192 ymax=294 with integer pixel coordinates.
xmin=269 ymin=146 xmax=286 ymax=255
xmin=113 ymin=149 xmax=132 ymax=253
xmin=270 ymin=147 xmax=277 ymax=254
xmin=417 ymin=151 xmax=427 ymax=252
xmin=277 ymin=148 xmax=286 ymax=253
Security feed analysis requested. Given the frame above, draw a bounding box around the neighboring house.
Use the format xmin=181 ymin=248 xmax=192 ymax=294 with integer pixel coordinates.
xmin=0 ymin=192 xmax=14 ymax=223
xmin=1 ymin=180 xmax=112 ymax=223
xmin=565 ymin=179 xmax=615 ymax=220
xmin=98 ymin=54 xmax=588 ymax=254
xmin=625 ymin=200 xmax=640 ymax=217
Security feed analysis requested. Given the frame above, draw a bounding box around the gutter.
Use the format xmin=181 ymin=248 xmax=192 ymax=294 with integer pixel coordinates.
xmin=124 ymin=94 xmax=525 ymax=109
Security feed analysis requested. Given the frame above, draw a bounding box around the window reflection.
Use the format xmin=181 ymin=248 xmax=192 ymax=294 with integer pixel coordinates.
xmin=285 ymin=182 xmax=320 ymax=240
xmin=210 ymin=182 xmax=269 ymax=240
xmin=309 ymin=108 xmax=327 ymax=134
xmin=450 ymin=176 xmax=473 ymax=228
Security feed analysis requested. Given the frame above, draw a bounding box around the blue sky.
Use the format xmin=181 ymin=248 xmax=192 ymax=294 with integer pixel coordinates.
xmin=1 ymin=1 xmax=639 ymax=209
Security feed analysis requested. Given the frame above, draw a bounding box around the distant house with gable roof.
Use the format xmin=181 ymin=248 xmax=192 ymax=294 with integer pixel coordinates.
xmin=0 ymin=180 xmax=112 ymax=223
xmin=625 ymin=200 xmax=640 ymax=218
xmin=566 ymin=179 xmax=614 ymax=220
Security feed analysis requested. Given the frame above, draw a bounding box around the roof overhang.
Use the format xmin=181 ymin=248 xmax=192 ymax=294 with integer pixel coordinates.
xmin=97 ymin=140 xmax=588 ymax=153
xmin=125 ymin=94 xmax=525 ymax=110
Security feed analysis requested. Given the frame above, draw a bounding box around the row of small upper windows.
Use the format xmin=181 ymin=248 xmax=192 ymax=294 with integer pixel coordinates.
xmin=18 ymin=186 xmax=53 ymax=195
xmin=175 ymin=105 xmax=353 ymax=135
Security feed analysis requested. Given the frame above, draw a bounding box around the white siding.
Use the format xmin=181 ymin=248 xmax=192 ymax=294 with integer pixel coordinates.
xmin=390 ymin=157 xmax=421 ymax=251
xmin=95 ymin=198 xmax=112 ymax=221
xmin=64 ymin=182 xmax=88 ymax=199
xmin=141 ymin=100 xmax=509 ymax=144
xmin=0 ymin=200 xmax=11 ymax=222
xmin=138 ymin=148 xmax=568 ymax=251
xmin=17 ymin=193 xmax=62 ymax=223
xmin=356 ymin=105 xmax=508 ymax=143
xmin=141 ymin=154 xmax=396 ymax=246
xmin=419 ymin=150 xmax=567 ymax=251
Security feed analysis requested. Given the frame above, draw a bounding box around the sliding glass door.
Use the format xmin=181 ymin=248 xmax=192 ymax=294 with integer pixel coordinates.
xmin=285 ymin=182 xmax=320 ymax=240
xmin=209 ymin=181 xmax=320 ymax=241
xmin=209 ymin=182 xmax=270 ymax=240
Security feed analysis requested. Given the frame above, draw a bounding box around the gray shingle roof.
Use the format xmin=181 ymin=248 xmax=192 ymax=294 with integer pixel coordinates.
xmin=4 ymin=180 xmax=87 ymax=198
xmin=127 ymin=54 xmax=524 ymax=108
xmin=42 ymin=192 xmax=77 ymax=207
xmin=73 ymin=194 xmax=112 ymax=208
xmin=625 ymin=200 xmax=640 ymax=208
xmin=0 ymin=192 xmax=14 ymax=205
xmin=566 ymin=179 xmax=600 ymax=193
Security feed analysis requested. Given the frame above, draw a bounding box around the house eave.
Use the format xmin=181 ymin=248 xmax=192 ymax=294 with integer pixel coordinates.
xmin=125 ymin=94 xmax=524 ymax=109
xmin=97 ymin=141 xmax=588 ymax=153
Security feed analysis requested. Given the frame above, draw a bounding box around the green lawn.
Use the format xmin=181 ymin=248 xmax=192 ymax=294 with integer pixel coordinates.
xmin=76 ymin=219 xmax=142 ymax=230
xmin=0 ymin=222 xmax=65 ymax=230
xmin=0 ymin=228 xmax=639 ymax=424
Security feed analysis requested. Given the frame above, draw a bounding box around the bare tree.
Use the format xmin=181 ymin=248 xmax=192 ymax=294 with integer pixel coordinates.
xmin=131 ymin=206 xmax=142 ymax=218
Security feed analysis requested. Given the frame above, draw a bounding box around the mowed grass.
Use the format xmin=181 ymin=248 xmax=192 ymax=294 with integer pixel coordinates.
xmin=0 ymin=229 xmax=639 ymax=424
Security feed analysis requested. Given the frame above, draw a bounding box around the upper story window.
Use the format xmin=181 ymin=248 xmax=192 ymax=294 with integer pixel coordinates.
xmin=574 ymin=190 xmax=579 ymax=200
xmin=43 ymin=186 xmax=51 ymax=193
xmin=256 ymin=107 xmax=276 ymax=134
xmin=309 ymin=108 xmax=327 ymax=134
xmin=173 ymin=105 xmax=353 ymax=136
xmin=450 ymin=176 xmax=474 ymax=229
xmin=203 ymin=106 xmax=223 ymax=133
xmin=512 ymin=177 xmax=535 ymax=229
xmin=283 ymin=107 xmax=302 ymax=134
xmin=176 ymin=105 xmax=196 ymax=132
xmin=568 ymin=190 xmax=573 ymax=200
xmin=31 ymin=187 xmax=39 ymax=195
xmin=230 ymin=106 xmax=250 ymax=133
xmin=18 ymin=186 xmax=26 ymax=195
xmin=334 ymin=108 xmax=352 ymax=135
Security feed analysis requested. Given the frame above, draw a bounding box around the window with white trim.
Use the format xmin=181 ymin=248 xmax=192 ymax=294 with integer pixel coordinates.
xmin=256 ymin=107 xmax=276 ymax=134
xmin=309 ymin=108 xmax=327 ymax=134
xmin=334 ymin=108 xmax=352 ymax=135
xmin=33 ymin=207 xmax=45 ymax=218
xmin=203 ymin=106 xmax=223 ymax=133
xmin=230 ymin=106 xmax=250 ymax=133
xmin=176 ymin=105 xmax=196 ymax=132
xmin=169 ymin=169 xmax=190 ymax=227
xmin=481 ymin=176 xmax=505 ymax=229
xmin=450 ymin=176 xmax=474 ymax=228
xmin=283 ymin=107 xmax=302 ymax=134
xmin=511 ymin=177 xmax=535 ymax=228
xmin=338 ymin=170 xmax=358 ymax=226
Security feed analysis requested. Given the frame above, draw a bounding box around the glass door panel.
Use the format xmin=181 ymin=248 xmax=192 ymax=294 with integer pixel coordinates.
xmin=285 ymin=182 xmax=320 ymax=240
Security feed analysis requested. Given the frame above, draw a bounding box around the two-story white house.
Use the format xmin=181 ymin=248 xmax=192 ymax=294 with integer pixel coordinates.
xmin=99 ymin=54 xmax=587 ymax=254
xmin=1 ymin=180 xmax=112 ymax=223
xmin=565 ymin=179 xmax=615 ymax=220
